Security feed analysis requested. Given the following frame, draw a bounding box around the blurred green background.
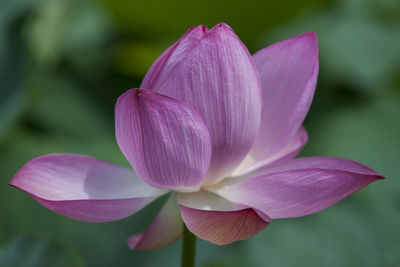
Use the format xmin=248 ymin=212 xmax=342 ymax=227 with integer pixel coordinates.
xmin=1 ymin=0 xmax=399 ymax=266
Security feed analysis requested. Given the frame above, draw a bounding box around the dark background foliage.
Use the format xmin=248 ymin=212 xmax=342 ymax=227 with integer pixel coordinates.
xmin=1 ymin=0 xmax=399 ymax=266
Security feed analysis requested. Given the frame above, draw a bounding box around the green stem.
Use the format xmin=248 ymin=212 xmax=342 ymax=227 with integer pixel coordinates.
xmin=181 ymin=225 xmax=196 ymax=267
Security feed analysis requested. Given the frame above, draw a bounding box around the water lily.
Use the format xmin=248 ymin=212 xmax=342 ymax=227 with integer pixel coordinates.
xmin=10 ymin=23 xmax=383 ymax=253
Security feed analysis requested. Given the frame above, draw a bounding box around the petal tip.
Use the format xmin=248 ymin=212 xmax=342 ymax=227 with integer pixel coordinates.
xmin=209 ymin=22 xmax=235 ymax=35
xmin=127 ymin=234 xmax=144 ymax=250
xmin=8 ymin=156 xmax=40 ymax=192
xmin=216 ymin=22 xmax=232 ymax=29
xmin=294 ymin=32 xmax=319 ymax=61
xmin=185 ymin=25 xmax=208 ymax=38
xmin=9 ymin=174 xmax=19 ymax=187
xmin=372 ymin=173 xmax=385 ymax=180
xmin=304 ymin=31 xmax=317 ymax=38
xmin=199 ymin=24 xmax=208 ymax=32
xmin=296 ymin=31 xmax=318 ymax=45
xmin=8 ymin=180 xmax=21 ymax=190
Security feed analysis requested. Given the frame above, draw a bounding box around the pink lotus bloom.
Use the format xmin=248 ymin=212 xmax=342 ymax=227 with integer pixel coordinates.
xmin=10 ymin=23 xmax=383 ymax=248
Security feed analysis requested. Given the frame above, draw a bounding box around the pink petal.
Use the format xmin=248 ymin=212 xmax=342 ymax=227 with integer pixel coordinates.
xmin=127 ymin=194 xmax=182 ymax=250
xmin=10 ymin=154 xmax=165 ymax=222
xmin=141 ymin=23 xmax=262 ymax=185
xmin=115 ymin=89 xmax=211 ymax=191
xmin=233 ymin=126 xmax=308 ymax=177
xmin=209 ymin=157 xmax=383 ymax=219
xmin=178 ymin=191 xmax=269 ymax=245
xmin=249 ymin=32 xmax=318 ymax=163
xmin=243 ymin=156 xmax=383 ymax=179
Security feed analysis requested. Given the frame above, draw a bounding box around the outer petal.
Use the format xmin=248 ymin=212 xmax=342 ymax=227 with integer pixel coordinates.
xmin=240 ymin=156 xmax=383 ymax=179
xmin=209 ymin=157 xmax=383 ymax=219
xmin=141 ymin=23 xmax=262 ymax=185
xmin=178 ymin=191 xmax=269 ymax=245
xmin=232 ymin=126 xmax=308 ymax=177
xmin=10 ymin=154 xmax=165 ymax=222
xmin=127 ymin=193 xmax=182 ymax=250
xmin=249 ymin=32 xmax=318 ymax=163
xmin=115 ymin=89 xmax=211 ymax=191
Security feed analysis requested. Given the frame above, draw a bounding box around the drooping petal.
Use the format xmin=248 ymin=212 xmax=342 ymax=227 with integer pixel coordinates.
xmin=10 ymin=154 xmax=166 ymax=222
xmin=115 ymin=89 xmax=211 ymax=191
xmin=209 ymin=157 xmax=383 ymax=219
xmin=127 ymin=193 xmax=182 ymax=250
xmin=249 ymin=32 xmax=318 ymax=163
xmin=178 ymin=191 xmax=269 ymax=245
xmin=232 ymin=126 xmax=308 ymax=177
xmin=141 ymin=23 xmax=262 ymax=185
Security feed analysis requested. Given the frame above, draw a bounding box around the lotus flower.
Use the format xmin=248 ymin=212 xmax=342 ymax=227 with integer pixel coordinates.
xmin=10 ymin=23 xmax=383 ymax=249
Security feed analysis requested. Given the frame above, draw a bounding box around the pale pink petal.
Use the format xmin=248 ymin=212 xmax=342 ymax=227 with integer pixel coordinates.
xmin=127 ymin=194 xmax=182 ymax=250
xmin=249 ymin=32 xmax=318 ymax=163
xmin=10 ymin=154 xmax=166 ymax=222
xmin=233 ymin=126 xmax=308 ymax=177
xmin=178 ymin=191 xmax=269 ymax=245
xmin=209 ymin=157 xmax=383 ymax=219
xmin=141 ymin=23 xmax=262 ymax=185
xmin=115 ymin=89 xmax=211 ymax=191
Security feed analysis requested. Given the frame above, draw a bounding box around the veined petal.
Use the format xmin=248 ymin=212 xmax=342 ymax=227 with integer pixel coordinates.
xmin=10 ymin=154 xmax=165 ymax=222
xmin=233 ymin=126 xmax=308 ymax=177
xmin=209 ymin=157 xmax=383 ymax=219
xmin=178 ymin=191 xmax=269 ymax=245
xmin=115 ymin=89 xmax=211 ymax=191
xmin=249 ymin=32 xmax=318 ymax=163
xmin=127 ymin=193 xmax=182 ymax=250
xmin=241 ymin=156 xmax=383 ymax=179
xmin=142 ymin=23 xmax=262 ymax=185
xmin=141 ymin=25 xmax=207 ymax=90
